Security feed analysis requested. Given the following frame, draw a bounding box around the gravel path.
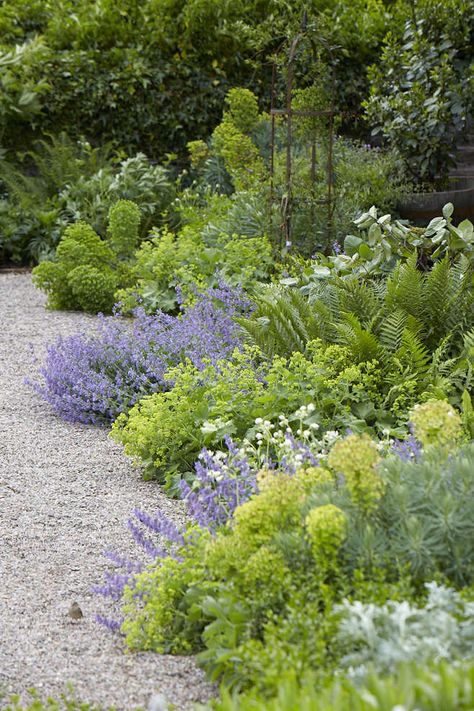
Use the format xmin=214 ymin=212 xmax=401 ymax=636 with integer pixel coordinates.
xmin=0 ymin=273 xmax=213 ymax=710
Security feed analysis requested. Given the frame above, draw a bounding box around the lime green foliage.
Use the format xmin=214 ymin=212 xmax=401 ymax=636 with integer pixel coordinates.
xmin=32 ymin=200 xmax=140 ymax=312
xmin=410 ymin=399 xmax=463 ymax=447
xmin=327 ymin=434 xmax=384 ymax=509
xmin=67 ymin=264 xmax=118 ymax=314
xmin=106 ymin=199 xmax=141 ymax=258
xmin=122 ymin=441 xmax=474 ymax=696
xmin=117 ymin=190 xmax=274 ymax=314
xmin=4 ymin=689 xmax=115 ymax=710
xmin=111 ymin=341 xmax=391 ymax=485
xmin=305 ymin=504 xmax=347 ymax=562
xmin=111 ymin=347 xmax=266 ymax=483
xmin=222 ymin=89 xmax=261 ymax=135
xmin=209 ymin=660 xmax=474 ymax=711
xmin=122 ymin=531 xmax=210 ymax=653
xmin=188 ymin=140 xmax=211 ymax=170
xmin=122 ymin=467 xmax=340 ymax=680
xmin=212 ymin=89 xmax=267 ymax=192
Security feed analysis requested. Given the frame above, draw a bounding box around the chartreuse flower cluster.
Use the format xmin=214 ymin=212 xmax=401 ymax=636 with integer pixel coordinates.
xmin=328 ymin=433 xmax=384 ymax=510
xmin=305 ymin=503 xmax=348 ymax=563
xmin=409 ymin=398 xmax=463 ymax=447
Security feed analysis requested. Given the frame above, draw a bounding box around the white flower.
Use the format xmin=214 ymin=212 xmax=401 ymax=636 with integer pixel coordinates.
xmin=148 ymin=693 xmax=168 ymax=711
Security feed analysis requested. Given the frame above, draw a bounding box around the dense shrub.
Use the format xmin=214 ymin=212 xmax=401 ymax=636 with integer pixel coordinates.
xmin=365 ymin=3 xmax=474 ymax=184
xmin=0 ymin=141 xmax=172 ymax=264
xmin=32 ymin=201 xmax=140 ymax=312
xmin=0 ymin=0 xmax=404 ymax=158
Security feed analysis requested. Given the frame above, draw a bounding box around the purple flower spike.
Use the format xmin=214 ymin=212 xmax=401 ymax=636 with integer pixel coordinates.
xmin=179 ymin=438 xmax=257 ymax=531
xmin=95 ymin=614 xmax=124 ymax=633
xmin=391 ymin=435 xmax=422 ymax=462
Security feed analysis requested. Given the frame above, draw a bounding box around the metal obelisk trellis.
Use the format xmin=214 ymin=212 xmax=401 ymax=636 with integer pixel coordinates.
xmin=269 ymin=26 xmax=341 ymax=253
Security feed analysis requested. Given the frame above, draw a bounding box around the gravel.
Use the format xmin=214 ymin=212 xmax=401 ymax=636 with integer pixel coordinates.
xmin=0 ymin=273 xmax=214 ymax=710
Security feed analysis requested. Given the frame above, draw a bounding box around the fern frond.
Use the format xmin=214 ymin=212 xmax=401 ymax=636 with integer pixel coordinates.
xmin=385 ymin=253 xmax=423 ymax=321
xmin=237 ymin=285 xmax=321 ymax=358
xmin=378 ymin=309 xmax=408 ymax=352
xmin=335 ymin=312 xmax=384 ymax=363
xmin=394 ymin=327 xmax=431 ymax=378
xmin=334 ymin=278 xmax=383 ymax=327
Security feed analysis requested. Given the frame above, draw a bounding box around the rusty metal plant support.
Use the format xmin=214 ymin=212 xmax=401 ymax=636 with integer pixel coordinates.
xmin=269 ymin=27 xmax=341 ymax=252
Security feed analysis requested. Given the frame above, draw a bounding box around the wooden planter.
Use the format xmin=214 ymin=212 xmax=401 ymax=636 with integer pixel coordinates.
xmin=398 ymin=178 xmax=474 ymax=224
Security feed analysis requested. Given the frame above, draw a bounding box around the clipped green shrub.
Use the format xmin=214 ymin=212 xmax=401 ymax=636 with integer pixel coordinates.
xmin=32 ymin=200 xmax=140 ymax=312
xmin=106 ymin=199 xmax=141 ymax=258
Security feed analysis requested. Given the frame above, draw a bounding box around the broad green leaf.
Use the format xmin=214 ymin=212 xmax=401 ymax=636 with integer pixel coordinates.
xmin=359 ymin=243 xmax=374 ymax=260
xmin=367 ymin=222 xmax=382 ymax=245
xmin=442 ymin=202 xmax=454 ymax=219
xmin=344 ymin=234 xmax=363 ymax=256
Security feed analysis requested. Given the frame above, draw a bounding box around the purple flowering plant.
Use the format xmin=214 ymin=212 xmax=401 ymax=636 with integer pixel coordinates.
xmin=30 ymin=284 xmax=250 ymax=425
xmin=93 ymin=435 xmax=258 ymax=630
xmin=391 ymin=434 xmax=423 ymax=462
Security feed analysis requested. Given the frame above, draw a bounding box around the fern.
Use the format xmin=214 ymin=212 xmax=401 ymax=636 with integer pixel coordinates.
xmin=335 ymin=312 xmax=385 ymax=363
xmin=237 ymin=285 xmax=322 ymax=358
xmin=379 ymin=309 xmax=408 ymax=352
xmin=0 ymin=132 xmax=114 ymax=209
xmin=333 ymin=278 xmax=383 ymax=327
xmin=241 ymin=256 xmax=474 ymax=410
xmin=394 ymin=328 xmax=431 ymax=378
xmin=385 ymin=254 xmax=424 ymax=321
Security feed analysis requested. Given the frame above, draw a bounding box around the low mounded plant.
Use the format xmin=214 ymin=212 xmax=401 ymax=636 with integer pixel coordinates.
xmin=32 ymin=200 xmax=140 ymax=313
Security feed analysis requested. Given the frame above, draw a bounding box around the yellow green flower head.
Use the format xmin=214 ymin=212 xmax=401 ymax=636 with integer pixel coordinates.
xmin=187 ymin=139 xmax=210 ymax=168
xmin=241 ymin=546 xmax=290 ymax=594
xmin=327 ymin=433 xmax=384 ymax=507
xmin=410 ymin=399 xmax=463 ymax=447
xmin=294 ymin=466 xmax=334 ymax=494
xmin=305 ymin=504 xmax=347 ymax=559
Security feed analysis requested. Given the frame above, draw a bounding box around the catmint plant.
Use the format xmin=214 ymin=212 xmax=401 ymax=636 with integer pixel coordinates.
xmin=30 ymin=285 xmax=249 ymax=424
xmin=179 ymin=436 xmax=257 ymax=531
